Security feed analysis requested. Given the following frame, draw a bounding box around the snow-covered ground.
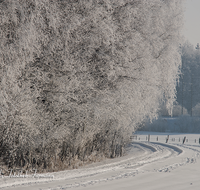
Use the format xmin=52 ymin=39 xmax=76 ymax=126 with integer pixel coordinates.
xmin=1 ymin=131 xmax=200 ymax=190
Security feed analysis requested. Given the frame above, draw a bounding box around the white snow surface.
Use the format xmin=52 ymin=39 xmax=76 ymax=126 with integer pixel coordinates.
xmin=1 ymin=131 xmax=200 ymax=190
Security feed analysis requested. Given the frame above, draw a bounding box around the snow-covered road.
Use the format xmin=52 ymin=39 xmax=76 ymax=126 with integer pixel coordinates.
xmin=1 ymin=132 xmax=200 ymax=190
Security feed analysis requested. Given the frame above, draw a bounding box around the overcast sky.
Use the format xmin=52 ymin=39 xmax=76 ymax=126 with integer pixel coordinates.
xmin=183 ymin=0 xmax=200 ymax=47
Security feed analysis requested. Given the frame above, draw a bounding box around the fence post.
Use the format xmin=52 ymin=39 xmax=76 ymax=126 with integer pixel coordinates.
xmin=183 ymin=136 xmax=186 ymax=144
xmin=166 ymin=135 xmax=169 ymax=143
xmin=199 ymin=138 xmax=200 ymax=144
xmin=148 ymin=134 xmax=150 ymax=142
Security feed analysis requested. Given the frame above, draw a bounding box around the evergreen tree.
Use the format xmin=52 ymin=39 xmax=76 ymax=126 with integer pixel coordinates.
xmin=176 ymin=42 xmax=200 ymax=116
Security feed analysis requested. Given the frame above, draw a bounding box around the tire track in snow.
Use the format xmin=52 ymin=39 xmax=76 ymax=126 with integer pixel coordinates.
xmin=0 ymin=142 xmax=185 ymax=190
xmin=155 ymin=143 xmax=200 ymax=173
xmin=47 ymin=142 xmax=183 ymax=190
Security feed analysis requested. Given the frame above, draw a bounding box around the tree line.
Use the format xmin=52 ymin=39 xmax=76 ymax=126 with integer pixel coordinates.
xmin=0 ymin=0 xmax=183 ymax=172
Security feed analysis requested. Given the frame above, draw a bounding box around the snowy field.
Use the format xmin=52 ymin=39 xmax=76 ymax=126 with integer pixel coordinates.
xmin=1 ymin=131 xmax=200 ymax=190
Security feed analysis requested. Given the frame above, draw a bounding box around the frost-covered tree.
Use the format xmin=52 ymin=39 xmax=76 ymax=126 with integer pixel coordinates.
xmin=192 ymin=103 xmax=200 ymax=117
xmin=158 ymin=102 xmax=188 ymax=117
xmin=0 ymin=0 xmax=183 ymax=171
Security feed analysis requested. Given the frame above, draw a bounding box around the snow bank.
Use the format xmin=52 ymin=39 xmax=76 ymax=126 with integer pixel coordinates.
xmin=1 ymin=132 xmax=200 ymax=190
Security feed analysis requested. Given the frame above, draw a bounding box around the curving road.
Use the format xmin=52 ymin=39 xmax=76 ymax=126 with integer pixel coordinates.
xmin=2 ymin=138 xmax=199 ymax=190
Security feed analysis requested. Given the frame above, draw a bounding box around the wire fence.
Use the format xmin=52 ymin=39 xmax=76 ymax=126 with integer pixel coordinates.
xmin=130 ymin=134 xmax=200 ymax=145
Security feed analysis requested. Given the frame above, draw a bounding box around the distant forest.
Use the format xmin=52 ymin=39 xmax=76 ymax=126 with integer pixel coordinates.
xmin=176 ymin=42 xmax=200 ymax=116
xmin=158 ymin=42 xmax=200 ymax=117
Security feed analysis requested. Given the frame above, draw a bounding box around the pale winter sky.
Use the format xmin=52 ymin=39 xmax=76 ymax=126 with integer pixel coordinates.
xmin=183 ymin=0 xmax=200 ymax=47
